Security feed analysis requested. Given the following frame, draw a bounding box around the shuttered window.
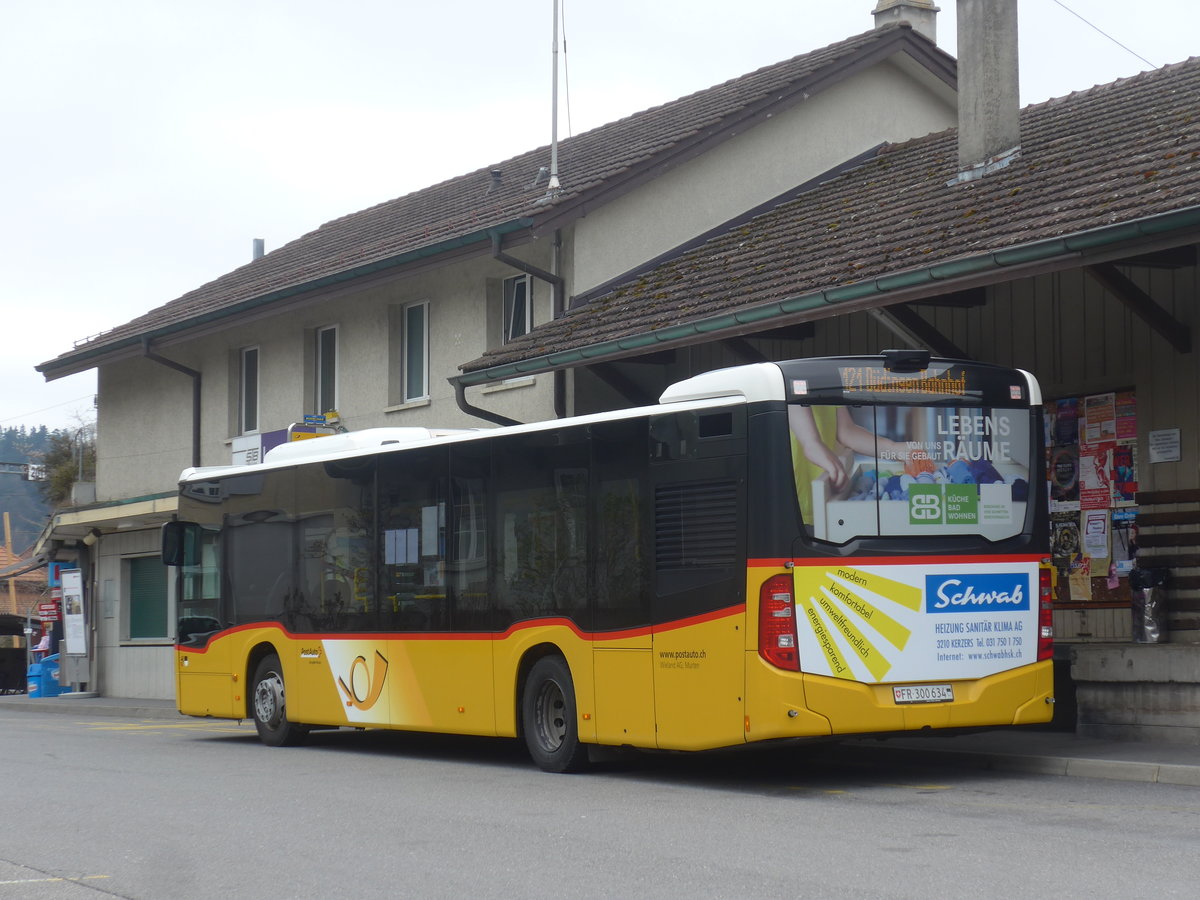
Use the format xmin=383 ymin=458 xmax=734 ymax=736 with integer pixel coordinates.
xmin=128 ymin=556 xmax=168 ymax=640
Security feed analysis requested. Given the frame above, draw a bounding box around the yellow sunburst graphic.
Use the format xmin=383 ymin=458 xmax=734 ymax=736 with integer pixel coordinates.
xmin=795 ymin=565 xmax=918 ymax=681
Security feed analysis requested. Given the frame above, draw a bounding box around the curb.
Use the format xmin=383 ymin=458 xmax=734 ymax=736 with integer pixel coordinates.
xmin=847 ymin=743 xmax=1200 ymax=788
xmin=0 ymin=697 xmax=181 ymax=721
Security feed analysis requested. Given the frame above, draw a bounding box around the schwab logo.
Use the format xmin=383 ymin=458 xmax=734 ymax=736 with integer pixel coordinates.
xmin=925 ymin=574 xmax=1030 ymax=613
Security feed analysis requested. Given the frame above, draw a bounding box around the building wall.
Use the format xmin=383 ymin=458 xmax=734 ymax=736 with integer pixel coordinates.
xmin=571 ymin=60 xmax=956 ymax=295
xmin=96 ymin=248 xmax=567 ymax=499
xmin=93 ymin=528 xmax=174 ymax=700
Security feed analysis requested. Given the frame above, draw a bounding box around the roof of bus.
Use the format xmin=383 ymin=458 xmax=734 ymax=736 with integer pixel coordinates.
xmin=177 ymin=367 xmax=781 ymax=484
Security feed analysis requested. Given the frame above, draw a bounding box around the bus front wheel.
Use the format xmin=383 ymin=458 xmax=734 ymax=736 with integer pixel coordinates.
xmin=251 ymin=653 xmax=308 ymax=747
xmin=521 ymin=655 xmax=588 ymax=773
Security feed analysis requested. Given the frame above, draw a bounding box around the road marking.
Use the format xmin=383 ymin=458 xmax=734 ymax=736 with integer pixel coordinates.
xmin=786 ymin=787 xmax=848 ymax=794
xmin=83 ymin=721 xmax=247 ymax=733
xmin=0 ymin=875 xmax=110 ymax=885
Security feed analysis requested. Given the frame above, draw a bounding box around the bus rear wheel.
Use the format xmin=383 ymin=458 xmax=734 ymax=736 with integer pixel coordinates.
xmin=522 ymin=655 xmax=588 ymax=773
xmin=251 ymin=653 xmax=308 ymax=747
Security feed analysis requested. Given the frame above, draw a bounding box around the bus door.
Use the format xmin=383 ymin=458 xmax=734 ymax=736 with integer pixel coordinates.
xmin=590 ymin=420 xmax=655 ymax=748
xmin=648 ymin=409 xmax=748 ymax=751
xmin=381 ymin=445 xmax=496 ymax=737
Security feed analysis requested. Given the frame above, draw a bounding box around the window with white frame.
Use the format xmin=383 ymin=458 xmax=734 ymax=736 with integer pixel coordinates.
xmin=239 ymin=346 xmax=259 ymax=434
xmin=316 ymin=325 xmax=338 ymax=414
xmin=403 ymin=301 xmax=429 ymax=402
xmin=503 ymin=275 xmax=531 ymax=344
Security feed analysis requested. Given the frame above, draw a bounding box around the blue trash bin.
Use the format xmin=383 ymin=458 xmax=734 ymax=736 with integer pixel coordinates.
xmin=27 ymin=653 xmax=62 ymax=698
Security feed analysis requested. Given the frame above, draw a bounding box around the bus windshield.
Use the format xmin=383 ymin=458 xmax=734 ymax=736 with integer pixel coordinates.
xmin=790 ymin=403 xmax=1033 ymax=543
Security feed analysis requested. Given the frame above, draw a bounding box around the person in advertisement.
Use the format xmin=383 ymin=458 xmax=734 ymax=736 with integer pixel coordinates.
xmin=789 ymin=405 xmax=920 ymax=524
xmin=790 ymin=403 xmax=1031 ymax=541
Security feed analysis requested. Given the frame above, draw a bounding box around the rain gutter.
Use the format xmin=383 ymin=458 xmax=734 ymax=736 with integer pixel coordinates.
xmin=142 ymin=339 xmax=201 ymax=469
xmin=453 ymin=205 xmax=1200 ymax=388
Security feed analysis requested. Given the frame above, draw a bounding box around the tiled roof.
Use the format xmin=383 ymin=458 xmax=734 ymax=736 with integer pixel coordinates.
xmin=0 ymin=547 xmax=46 ymax=584
xmin=464 ymin=56 xmax=1200 ymax=376
xmin=39 ymin=24 xmax=944 ymax=378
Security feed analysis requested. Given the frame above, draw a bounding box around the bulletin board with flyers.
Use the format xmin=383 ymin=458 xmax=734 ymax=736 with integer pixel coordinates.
xmin=1046 ymin=391 xmax=1138 ymax=606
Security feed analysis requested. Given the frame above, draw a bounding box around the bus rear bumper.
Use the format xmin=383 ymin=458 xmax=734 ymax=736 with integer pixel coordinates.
xmin=745 ymin=657 xmax=1055 ymax=743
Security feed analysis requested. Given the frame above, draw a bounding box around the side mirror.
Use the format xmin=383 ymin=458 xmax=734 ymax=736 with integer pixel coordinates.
xmin=161 ymin=521 xmax=201 ymax=567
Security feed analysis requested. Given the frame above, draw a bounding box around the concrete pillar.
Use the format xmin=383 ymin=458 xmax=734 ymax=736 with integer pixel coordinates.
xmin=872 ymin=0 xmax=940 ymax=43
xmin=956 ymin=0 xmax=1020 ymax=170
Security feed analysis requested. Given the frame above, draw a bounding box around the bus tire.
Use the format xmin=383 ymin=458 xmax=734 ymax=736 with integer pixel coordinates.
xmin=522 ymin=655 xmax=589 ymax=773
xmin=251 ymin=653 xmax=308 ymax=747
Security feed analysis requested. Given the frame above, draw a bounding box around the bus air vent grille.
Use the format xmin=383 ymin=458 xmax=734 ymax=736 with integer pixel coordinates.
xmin=654 ymin=479 xmax=738 ymax=569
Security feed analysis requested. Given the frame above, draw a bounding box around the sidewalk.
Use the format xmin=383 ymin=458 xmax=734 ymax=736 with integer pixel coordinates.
xmin=1 ymin=691 xmax=1196 ymax=786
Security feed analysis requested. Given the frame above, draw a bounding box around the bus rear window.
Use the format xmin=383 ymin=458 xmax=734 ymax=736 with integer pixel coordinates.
xmin=789 ymin=404 xmax=1032 ymax=543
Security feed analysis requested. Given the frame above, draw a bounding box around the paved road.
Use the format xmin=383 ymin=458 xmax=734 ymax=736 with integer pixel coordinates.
xmin=4 ymin=709 xmax=1199 ymax=899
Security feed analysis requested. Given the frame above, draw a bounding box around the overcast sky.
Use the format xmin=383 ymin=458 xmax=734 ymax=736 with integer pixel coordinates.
xmin=2 ymin=0 xmax=1196 ymax=432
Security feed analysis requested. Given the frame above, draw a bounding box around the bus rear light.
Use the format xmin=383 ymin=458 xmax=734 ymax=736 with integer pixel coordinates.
xmin=1037 ymin=566 xmax=1054 ymax=661
xmin=759 ymin=574 xmax=800 ymax=671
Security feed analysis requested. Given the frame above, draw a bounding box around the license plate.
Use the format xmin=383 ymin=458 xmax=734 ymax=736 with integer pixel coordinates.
xmin=892 ymin=684 xmax=954 ymax=704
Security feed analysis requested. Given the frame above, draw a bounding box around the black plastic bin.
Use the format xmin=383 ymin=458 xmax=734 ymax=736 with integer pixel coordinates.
xmin=1130 ymin=567 xmax=1169 ymax=644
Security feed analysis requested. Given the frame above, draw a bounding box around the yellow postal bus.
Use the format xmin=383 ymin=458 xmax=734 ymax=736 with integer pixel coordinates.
xmin=166 ymin=352 xmax=1054 ymax=771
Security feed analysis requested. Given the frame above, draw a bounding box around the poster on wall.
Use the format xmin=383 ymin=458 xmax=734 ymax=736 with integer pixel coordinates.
xmin=1111 ymin=508 xmax=1137 ymax=576
xmin=1050 ymin=444 xmax=1080 ymax=510
xmin=1051 ymin=512 xmax=1082 ymax=568
xmin=62 ymin=569 xmax=87 ymax=657
xmin=1079 ymin=442 xmax=1115 ymax=510
xmin=1082 ymin=393 xmax=1117 ymax=445
xmin=1113 ymin=442 xmax=1138 ymax=505
xmin=1115 ymin=391 xmax=1137 ymax=439
xmin=1054 ymin=398 xmax=1080 ymax=446
xmin=1083 ymin=508 xmax=1110 ymax=563
xmin=1068 ymin=557 xmax=1093 ymax=603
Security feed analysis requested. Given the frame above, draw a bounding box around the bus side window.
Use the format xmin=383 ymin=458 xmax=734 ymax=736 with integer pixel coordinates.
xmin=292 ymin=460 xmax=376 ymax=633
xmin=493 ymin=428 xmax=589 ymax=627
xmin=449 ymin=441 xmax=491 ymax=631
xmin=593 ymin=419 xmax=650 ymax=631
xmin=379 ymin=449 xmax=449 ymax=632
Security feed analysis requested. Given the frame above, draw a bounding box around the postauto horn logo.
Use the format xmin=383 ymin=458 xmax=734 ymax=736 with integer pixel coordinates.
xmin=337 ymin=650 xmax=389 ymax=711
xmin=924 ymin=574 xmax=1030 ymax=613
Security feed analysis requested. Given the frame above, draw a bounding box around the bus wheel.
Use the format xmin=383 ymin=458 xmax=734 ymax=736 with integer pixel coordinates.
xmin=252 ymin=654 xmax=308 ymax=747
xmin=522 ymin=656 xmax=588 ymax=773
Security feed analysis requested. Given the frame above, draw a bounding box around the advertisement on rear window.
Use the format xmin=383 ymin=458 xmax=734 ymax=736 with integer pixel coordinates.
xmin=792 ymin=559 xmax=1039 ymax=683
xmin=790 ymin=404 xmax=1031 ymax=543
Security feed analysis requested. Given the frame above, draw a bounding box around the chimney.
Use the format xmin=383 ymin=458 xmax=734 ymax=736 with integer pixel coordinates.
xmin=954 ymin=0 xmax=1020 ymax=181
xmin=252 ymin=238 xmax=265 ymax=260
xmin=872 ymin=0 xmax=939 ymax=43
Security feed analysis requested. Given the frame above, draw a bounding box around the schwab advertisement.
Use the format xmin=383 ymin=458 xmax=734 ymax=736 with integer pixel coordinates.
xmin=791 ymin=559 xmax=1039 ymax=683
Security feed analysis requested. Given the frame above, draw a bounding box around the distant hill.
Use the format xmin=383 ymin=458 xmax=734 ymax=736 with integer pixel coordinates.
xmin=0 ymin=426 xmax=54 ymax=554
